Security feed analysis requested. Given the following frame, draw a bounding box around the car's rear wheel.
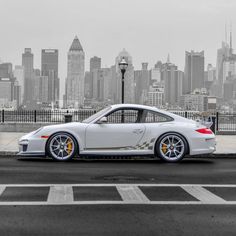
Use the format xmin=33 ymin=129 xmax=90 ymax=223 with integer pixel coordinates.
xmin=47 ymin=132 xmax=77 ymax=161
xmin=156 ymin=133 xmax=187 ymax=162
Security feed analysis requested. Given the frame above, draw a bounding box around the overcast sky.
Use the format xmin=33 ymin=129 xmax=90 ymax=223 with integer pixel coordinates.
xmin=0 ymin=0 xmax=236 ymax=94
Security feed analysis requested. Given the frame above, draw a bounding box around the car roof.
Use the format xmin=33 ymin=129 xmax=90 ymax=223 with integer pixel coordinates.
xmin=111 ymin=104 xmax=160 ymax=111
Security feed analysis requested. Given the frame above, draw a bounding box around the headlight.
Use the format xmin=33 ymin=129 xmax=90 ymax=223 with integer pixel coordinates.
xmin=19 ymin=139 xmax=29 ymax=145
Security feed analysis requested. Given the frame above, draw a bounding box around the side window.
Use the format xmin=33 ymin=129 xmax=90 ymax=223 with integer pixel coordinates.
xmin=144 ymin=110 xmax=173 ymax=123
xmin=106 ymin=109 xmax=140 ymax=124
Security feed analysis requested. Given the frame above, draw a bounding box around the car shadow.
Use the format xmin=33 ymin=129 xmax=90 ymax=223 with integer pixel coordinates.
xmin=16 ymin=156 xmax=214 ymax=165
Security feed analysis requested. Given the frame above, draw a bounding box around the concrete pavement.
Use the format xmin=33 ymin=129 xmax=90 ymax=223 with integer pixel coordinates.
xmin=0 ymin=132 xmax=236 ymax=156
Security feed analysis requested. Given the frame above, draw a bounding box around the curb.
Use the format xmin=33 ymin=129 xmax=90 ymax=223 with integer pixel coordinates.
xmin=0 ymin=151 xmax=236 ymax=159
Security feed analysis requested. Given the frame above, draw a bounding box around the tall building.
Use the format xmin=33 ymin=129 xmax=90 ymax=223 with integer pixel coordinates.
xmin=162 ymin=59 xmax=183 ymax=107
xmin=134 ymin=63 xmax=150 ymax=104
xmin=147 ymin=85 xmax=164 ymax=107
xmin=206 ymin=64 xmax=216 ymax=82
xmin=115 ymin=49 xmax=135 ymax=104
xmin=65 ymin=36 xmax=85 ymax=108
xmin=0 ymin=63 xmax=13 ymax=78
xmin=22 ymin=48 xmax=34 ymax=106
xmin=0 ymin=64 xmax=20 ymax=109
xmin=184 ymin=50 xmax=205 ymax=94
xmin=13 ymin=65 xmax=24 ymax=106
xmin=41 ymin=49 xmax=59 ymax=107
xmin=90 ymin=56 xmax=101 ymax=72
xmin=88 ymin=56 xmax=102 ymax=100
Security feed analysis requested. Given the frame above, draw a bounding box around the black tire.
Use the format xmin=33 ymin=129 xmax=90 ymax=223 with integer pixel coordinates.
xmin=46 ymin=132 xmax=78 ymax=161
xmin=156 ymin=133 xmax=187 ymax=163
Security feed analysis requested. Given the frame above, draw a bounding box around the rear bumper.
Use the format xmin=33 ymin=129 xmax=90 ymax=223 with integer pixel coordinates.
xmin=190 ymin=137 xmax=216 ymax=155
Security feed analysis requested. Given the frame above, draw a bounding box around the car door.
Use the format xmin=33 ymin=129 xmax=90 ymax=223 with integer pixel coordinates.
xmin=85 ymin=108 xmax=146 ymax=150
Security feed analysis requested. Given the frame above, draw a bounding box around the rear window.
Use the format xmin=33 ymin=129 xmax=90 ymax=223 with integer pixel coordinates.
xmin=144 ymin=110 xmax=173 ymax=123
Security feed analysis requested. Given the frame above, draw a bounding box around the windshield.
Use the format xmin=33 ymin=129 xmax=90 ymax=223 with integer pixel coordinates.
xmin=82 ymin=106 xmax=111 ymax=123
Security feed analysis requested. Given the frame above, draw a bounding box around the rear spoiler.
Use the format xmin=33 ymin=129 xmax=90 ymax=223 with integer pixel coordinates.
xmin=192 ymin=112 xmax=213 ymax=129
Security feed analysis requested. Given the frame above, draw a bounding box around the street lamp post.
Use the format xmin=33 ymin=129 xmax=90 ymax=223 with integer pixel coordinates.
xmin=119 ymin=57 xmax=128 ymax=104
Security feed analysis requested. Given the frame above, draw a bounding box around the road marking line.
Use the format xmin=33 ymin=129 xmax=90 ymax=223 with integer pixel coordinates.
xmin=47 ymin=186 xmax=74 ymax=203
xmin=1 ymin=184 xmax=236 ymax=187
xmin=0 ymin=200 xmax=236 ymax=206
xmin=0 ymin=186 xmax=5 ymax=196
xmin=116 ymin=186 xmax=150 ymax=203
xmin=181 ymin=186 xmax=226 ymax=203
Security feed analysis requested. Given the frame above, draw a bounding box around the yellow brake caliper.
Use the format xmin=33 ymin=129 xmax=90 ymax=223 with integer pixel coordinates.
xmin=67 ymin=139 xmax=73 ymax=154
xmin=161 ymin=144 xmax=168 ymax=154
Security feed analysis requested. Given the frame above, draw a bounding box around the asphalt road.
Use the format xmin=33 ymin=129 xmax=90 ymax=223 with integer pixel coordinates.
xmin=0 ymin=157 xmax=236 ymax=236
xmin=0 ymin=156 xmax=236 ymax=184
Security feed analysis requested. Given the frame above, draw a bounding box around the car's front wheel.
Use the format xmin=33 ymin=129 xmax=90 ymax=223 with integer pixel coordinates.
xmin=156 ymin=133 xmax=187 ymax=162
xmin=46 ymin=132 xmax=78 ymax=161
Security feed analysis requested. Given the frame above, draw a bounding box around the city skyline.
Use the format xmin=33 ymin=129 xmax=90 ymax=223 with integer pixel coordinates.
xmin=0 ymin=0 xmax=236 ymax=83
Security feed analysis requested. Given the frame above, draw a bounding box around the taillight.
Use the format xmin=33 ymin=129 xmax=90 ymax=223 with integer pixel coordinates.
xmin=196 ymin=128 xmax=213 ymax=134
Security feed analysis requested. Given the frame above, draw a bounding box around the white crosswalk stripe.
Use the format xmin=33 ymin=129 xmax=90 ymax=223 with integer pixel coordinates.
xmin=47 ymin=186 xmax=74 ymax=204
xmin=181 ymin=186 xmax=226 ymax=203
xmin=0 ymin=184 xmax=235 ymax=205
xmin=0 ymin=186 xmax=6 ymax=196
xmin=117 ymin=185 xmax=150 ymax=203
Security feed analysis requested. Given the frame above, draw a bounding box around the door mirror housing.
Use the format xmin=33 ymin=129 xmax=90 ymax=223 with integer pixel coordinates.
xmin=97 ymin=116 xmax=108 ymax=124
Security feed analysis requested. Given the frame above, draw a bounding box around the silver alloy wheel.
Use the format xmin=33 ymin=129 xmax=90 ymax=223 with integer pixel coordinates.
xmin=49 ymin=134 xmax=75 ymax=161
xmin=159 ymin=134 xmax=185 ymax=161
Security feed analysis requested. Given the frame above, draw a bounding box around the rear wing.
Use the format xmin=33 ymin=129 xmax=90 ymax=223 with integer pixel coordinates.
xmin=192 ymin=112 xmax=213 ymax=129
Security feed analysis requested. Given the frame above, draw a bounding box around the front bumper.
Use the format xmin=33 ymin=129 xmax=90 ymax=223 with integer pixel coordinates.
xmin=18 ymin=134 xmax=47 ymax=157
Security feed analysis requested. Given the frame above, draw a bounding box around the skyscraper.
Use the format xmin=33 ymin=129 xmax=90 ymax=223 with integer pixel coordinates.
xmin=162 ymin=59 xmax=183 ymax=107
xmin=22 ymin=48 xmax=34 ymax=106
xmin=65 ymin=36 xmax=85 ymax=108
xmin=88 ymin=56 xmax=102 ymax=99
xmin=90 ymin=56 xmax=101 ymax=72
xmin=41 ymin=49 xmax=59 ymax=107
xmin=13 ymin=65 xmax=24 ymax=106
xmin=184 ymin=50 xmax=205 ymax=94
xmin=134 ymin=63 xmax=150 ymax=104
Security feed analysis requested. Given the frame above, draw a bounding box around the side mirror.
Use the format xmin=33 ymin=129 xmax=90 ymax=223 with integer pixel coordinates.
xmin=97 ymin=116 xmax=108 ymax=124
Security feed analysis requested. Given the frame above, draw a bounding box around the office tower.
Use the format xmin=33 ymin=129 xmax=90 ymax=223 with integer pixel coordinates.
xmin=87 ymin=56 xmax=102 ymax=100
xmin=41 ymin=49 xmax=59 ymax=107
xmin=115 ymin=49 xmax=135 ymax=104
xmin=0 ymin=63 xmax=13 ymax=78
xmin=0 ymin=78 xmax=13 ymax=108
xmin=184 ymin=50 xmax=205 ymax=94
xmin=96 ymin=68 xmax=112 ymax=103
xmin=206 ymin=64 xmax=216 ymax=82
xmin=110 ymin=65 xmax=118 ymax=104
xmin=0 ymin=63 xmax=20 ymax=109
xmin=13 ymin=65 xmax=24 ymax=106
xmin=150 ymin=67 xmax=161 ymax=84
xmin=90 ymin=56 xmax=101 ymax=72
xmin=216 ymin=42 xmax=230 ymax=83
xmin=84 ymin=71 xmax=91 ymax=99
xmin=147 ymin=86 xmax=164 ymax=107
xmin=65 ymin=36 xmax=85 ymax=108
xmin=22 ymin=48 xmax=34 ymax=106
xmin=134 ymin=63 xmax=150 ymax=104
xmin=163 ymin=59 xmax=183 ymax=107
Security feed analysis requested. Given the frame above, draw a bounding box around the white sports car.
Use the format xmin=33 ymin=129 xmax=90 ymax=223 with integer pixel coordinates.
xmin=18 ymin=104 xmax=216 ymax=162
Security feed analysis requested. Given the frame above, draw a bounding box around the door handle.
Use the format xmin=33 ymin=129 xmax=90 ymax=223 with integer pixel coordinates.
xmin=133 ymin=129 xmax=144 ymax=134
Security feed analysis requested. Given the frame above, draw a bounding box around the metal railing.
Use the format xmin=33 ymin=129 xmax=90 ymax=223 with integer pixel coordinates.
xmin=0 ymin=110 xmax=96 ymax=123
xmin=216 ymin=113 xmax=236 ymax=132
xmin=0 ymin=109 xmax=236 ymax=132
